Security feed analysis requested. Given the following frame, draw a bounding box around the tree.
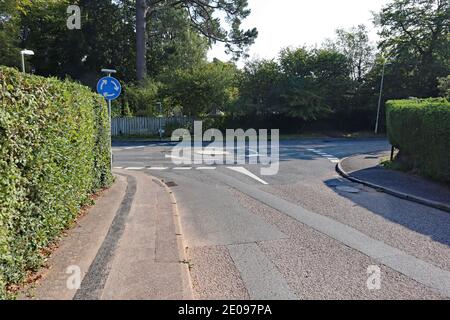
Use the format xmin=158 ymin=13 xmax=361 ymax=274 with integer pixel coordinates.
xmin=278 ymin=47 xmax=351 ymax=120
xmin=2 ymin=1 xmax=211 ymax=86
xmin=375 ymin=0 xmax=450 ymax=97
xmin=161 ymin=60 xmax=238 ymax=117
xmin=135 ymin=0 xmax=258 ymax=82
xmin=438 ymin=75 xmax=450 ymax=99
xmin=14 ymin=0 xmax=137 ymax=84
xmin=146 ymin=5 xmax=209 ymax=78
xmin=237 ymin=47 xmax=352 ymax=122
xmin=278 ymin=48 xmax=329 ymax=120
xmin=0 ymin=0 xmax=25 ymax=67
xmin=237 ymin=59 xmax=282 ymax=117
xmin=327 ymin=25 xmax=374 ymax=83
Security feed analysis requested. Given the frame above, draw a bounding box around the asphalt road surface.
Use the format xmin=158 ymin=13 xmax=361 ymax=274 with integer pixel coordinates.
xmin=112 ymin=138 xmax=450 ymax=300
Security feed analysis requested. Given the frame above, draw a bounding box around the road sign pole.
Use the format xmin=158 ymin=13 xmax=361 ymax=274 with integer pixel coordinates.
xmin=105 ymin=72 xmax=113 ymax=173
xmin=98 ymin=69 xmax=121 ymax=174
xmin=108 ymin=99 xmax=112 ymax=171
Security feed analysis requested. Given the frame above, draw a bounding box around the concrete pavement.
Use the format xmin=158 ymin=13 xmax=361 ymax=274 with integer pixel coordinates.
xmin=23 ymin=171 xmax=192 ymax=300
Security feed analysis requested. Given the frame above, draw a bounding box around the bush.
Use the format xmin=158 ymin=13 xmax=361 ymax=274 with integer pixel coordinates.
xmin=0 ymin=66 xmax=113 ymax=298
xmin=438 ymin=75 xmax=450 ymax=99
xmin=386 ymin=98 xmax=450 ymax=184
xmin=121 ymin=80 xmax=160 ymax=117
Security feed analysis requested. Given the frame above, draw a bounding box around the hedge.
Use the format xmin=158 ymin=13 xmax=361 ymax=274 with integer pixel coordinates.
xmin=386 ymin=98 xmax=450 ymax=184
xmin=0 ymin=66 xmax=113 ymax=298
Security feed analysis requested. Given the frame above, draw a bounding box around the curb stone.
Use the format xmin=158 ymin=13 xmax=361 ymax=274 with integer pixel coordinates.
xmin=151 ymin=176 xmax=194 ymax=298
xmin=336 ymin=158 xmax=450 ymax=213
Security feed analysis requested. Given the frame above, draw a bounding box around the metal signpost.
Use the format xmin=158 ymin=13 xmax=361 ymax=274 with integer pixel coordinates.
xmin=374 ymin=61 xmax=386 ymax=134
xmin=97 ymin=69 xmax=122 ymax=171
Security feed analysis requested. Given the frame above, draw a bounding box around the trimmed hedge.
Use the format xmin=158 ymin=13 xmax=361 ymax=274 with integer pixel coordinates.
xmin=386 ymin=98 xmax=450 ymax=184
xmin=0 ymin=66 xmax=113 ymax=298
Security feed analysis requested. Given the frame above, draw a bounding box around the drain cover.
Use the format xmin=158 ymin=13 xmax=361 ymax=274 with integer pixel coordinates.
xmin=165 ymin=181 xmax=178 ymax=187
xmin=336 ymin=186 xmax=360 ymax=193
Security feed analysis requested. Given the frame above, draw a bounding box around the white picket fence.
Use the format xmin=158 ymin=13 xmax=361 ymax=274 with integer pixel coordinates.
xmin=111 ymin=116 xmax=192 ymax=136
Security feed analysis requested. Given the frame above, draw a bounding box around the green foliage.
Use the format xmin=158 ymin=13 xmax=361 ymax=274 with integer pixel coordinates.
xmin=376 ymin=0 xmax=450 ymax=98
xmin=161 ymin=60 xmax=239 ymax=117
xmin=328 ymin=25 xmax=375 ymax=83
xmin=0 ymin=0 xmax=22 ymax=67
xmin=386 ymin=98 xmax=450 ymax=183
xmin=238 ymin=59 xmax=282 ymax=116
xmin=0 ymin=1 xmax=250 ymax=85
xmin=12 ymin=0 xmax=138 ymax=84
xmin=164 ymin=120 xmax=193 ymax=138
xmin=0 ymin=66 xmax=113 ymax=298
xmin=438 ymin=76 xmax=450 ymax=99
xmin=120 ymin=80 xmax=161 ymax=117
xmin=238 ymin=47 xmax=351 ymax=122
xmin=146 ymin=6 xmax=209 ymax=78
xmin=146 ymin=0 xmax=258 ymax=61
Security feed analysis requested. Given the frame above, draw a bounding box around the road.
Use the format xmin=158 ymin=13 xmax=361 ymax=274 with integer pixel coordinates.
xmin=112 ymin=138 xmax=450 ymax=300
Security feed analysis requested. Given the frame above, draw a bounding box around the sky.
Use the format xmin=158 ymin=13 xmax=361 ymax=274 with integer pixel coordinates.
xmin=207 ymin=0 xmax=391 ymax=65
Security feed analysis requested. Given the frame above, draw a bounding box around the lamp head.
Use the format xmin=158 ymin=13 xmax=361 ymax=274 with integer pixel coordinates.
xmin=21 ymin=50 xmax=35 ymax=56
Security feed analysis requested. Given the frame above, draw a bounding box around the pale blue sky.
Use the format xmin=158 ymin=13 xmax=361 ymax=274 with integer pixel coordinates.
xmin=208 ymin=0 xmax=390 ymax=64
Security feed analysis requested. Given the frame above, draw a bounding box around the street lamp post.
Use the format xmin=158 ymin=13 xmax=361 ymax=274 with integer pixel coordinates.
xmin=375 ymin=58 xmax=387 ymax=134
xmin=20 ymin=50 xmax=35 ymax=73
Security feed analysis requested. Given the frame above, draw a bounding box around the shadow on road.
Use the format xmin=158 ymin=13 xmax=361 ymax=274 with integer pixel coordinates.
xmin=324 ymin=177 xmax=450 ymax=248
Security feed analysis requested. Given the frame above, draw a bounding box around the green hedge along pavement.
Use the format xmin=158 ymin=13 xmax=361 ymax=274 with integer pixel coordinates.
xmin=0 ymin=66 xmax=113 ymax=298
xmin=386 ymin=98 xmax=450 ymax=184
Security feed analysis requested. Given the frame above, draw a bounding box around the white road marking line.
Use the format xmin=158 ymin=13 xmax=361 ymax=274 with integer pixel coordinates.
xmin=125 ymin=167 xmax=144 ymax=170
xmin=307 ymin=148 xmax=340 ymax=164
xmin=196 ymin=167 xmax=217 ymax=170
xmin=147 ymin=167 xmax=168 ymax=170
xmin=173 ymin=167 xmax=193 ymax=170
xmin=227 ymin=167 xmax=269 ymax=185
xmin=114 ymin=167 xmax=123 ymax=169
xmin=124 ymin=146 xmax=146 ymax=150
xmin=165 ymin=154 xmax=190 ymax=161
xmin=196 ymin=149 xmax=230 ymax=156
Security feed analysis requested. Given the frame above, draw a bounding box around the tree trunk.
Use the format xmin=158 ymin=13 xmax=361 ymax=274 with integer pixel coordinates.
xmin=136 ymin=0 xmax=147 ymax=83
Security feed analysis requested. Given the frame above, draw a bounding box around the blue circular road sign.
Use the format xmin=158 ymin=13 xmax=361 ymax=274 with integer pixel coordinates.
xmin=97 ymin=76 xmax=122 ymax=101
